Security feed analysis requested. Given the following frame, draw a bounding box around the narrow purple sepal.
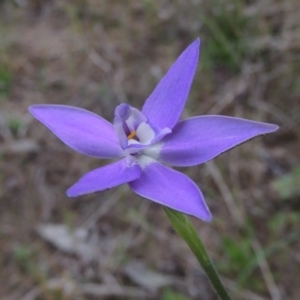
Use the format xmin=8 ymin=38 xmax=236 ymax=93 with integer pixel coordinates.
xmin=129 ymin=160 xmax=212 ymax=221
xmin=159 ymin=116 xmax=279 ymax=167
xmin=29 ymin=105 xmax=124 ymax=159
xmin=67 ymin=157 xmax=141 ymax=197
xmin=142 ymin=39 xmax=200 ymax=130
xmin=113 ymin=104 xmax=131 ymax=149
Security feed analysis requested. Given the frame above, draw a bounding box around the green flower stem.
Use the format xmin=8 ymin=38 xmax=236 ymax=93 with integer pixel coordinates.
xmin=164 ymin=208 xmax=232 ymax=300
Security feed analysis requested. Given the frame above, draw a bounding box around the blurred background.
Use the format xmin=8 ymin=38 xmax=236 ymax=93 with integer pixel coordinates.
xmin=0 ymin=0 xmax=299 ymax=299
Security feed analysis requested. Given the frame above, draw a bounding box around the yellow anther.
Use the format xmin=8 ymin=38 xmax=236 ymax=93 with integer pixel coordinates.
xmin=127 ymin=130 xmax=136 ymax=140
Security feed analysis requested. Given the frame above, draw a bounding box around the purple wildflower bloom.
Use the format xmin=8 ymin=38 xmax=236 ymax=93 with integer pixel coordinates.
xmin=29 ymin=39 xmax=278 ymax=221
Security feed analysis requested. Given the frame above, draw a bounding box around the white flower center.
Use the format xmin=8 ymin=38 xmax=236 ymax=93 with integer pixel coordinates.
xmin=136 ymin=122 xmax=155 ymax=144
xmin=127 ymin=121 xmax=155 ymax=145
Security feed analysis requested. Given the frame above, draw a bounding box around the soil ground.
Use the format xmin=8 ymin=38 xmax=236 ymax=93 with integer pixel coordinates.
xmin=0 ymin=1 xmax=299 ymax=299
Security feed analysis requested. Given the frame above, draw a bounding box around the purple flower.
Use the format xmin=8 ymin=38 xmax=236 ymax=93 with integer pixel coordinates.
xmin=29 ymin=39 xmax=278 ymax=221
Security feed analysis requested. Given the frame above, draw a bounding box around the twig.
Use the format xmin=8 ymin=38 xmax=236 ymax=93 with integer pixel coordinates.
xmin=88 ymin=47 xmax=128 ymax=103
xmin=206 ymin=161 xmax=243 ymax=226
xmin=206 ymin=160 xmax=281 ymax=300
xmin=80 ymin=283 xmax=152 ymax=298
xmin=80 ymin=186 xmax=128 ymax=229
xmin=251 ymin=240 xmax=282 ymax=300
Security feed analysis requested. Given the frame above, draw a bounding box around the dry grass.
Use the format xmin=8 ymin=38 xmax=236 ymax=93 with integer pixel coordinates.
xmin=0 ymin=0 xmax=299 ymax=299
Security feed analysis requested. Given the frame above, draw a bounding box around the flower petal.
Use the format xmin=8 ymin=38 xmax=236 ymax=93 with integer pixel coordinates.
xmin=29 ymin=105 xmax=124 ymax=158
xmin=158 ymin=116 xmax=279 ymax=166
xmin=67 ymin=157 xmax=141 ymax=197
xmin=129 ymin=159 xmax=211 ymax=221
xmin=142 ymin=39 xmax=200 ymax=129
